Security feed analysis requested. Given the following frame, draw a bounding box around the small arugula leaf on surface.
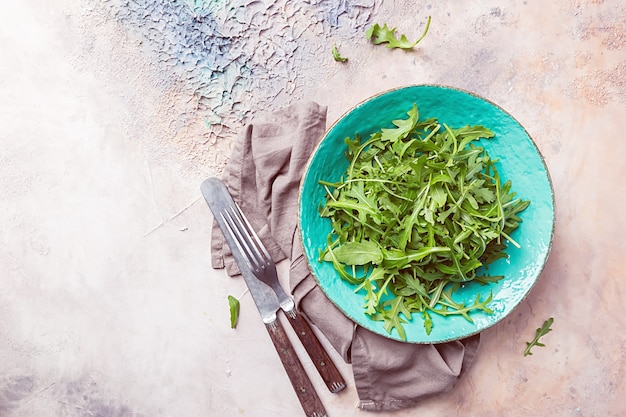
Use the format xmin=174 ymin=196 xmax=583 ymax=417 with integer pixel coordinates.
xmin=366 ymin=17 xmax=432 ymax=50
xmin=524 ymin=317 xmax=554 ymax=356
xmin=227 ymin=295 xmax=240 ymax=329
xmin=332 ymin=44 xmax=348 ymax=62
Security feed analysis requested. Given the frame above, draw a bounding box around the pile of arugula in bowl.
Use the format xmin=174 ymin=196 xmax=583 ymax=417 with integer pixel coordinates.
xmin=318 ymin=104 xmax=529 ymax=339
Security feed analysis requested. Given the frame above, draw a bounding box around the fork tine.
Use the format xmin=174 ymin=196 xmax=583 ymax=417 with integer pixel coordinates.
xmin=233 ymin=202 xmax=273 ymax=264
xmin=229 ymin=207 xmax=265 ymax=268
xmin=222 ymin=204 xmax=269 ymax=272
xmin=220 ymin=211 xmax=254 ymax=270
xmin=222 ymin=209 xmax=265 ymax=271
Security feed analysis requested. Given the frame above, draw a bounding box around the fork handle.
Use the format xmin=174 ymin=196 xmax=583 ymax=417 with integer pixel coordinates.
xmin=266 ymin=319 xmax=327 ymax=417
xmin=286 ymin=310 xmax=346 ymax=393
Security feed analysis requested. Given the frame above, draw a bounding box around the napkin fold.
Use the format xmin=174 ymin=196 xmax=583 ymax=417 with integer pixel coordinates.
xmin=211 ymin=101 xmax=480 ymax=411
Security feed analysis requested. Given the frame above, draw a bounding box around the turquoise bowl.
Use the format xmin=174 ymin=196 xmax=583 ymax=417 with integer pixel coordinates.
xmin=298 ymin=85 xmax=555 ymax=344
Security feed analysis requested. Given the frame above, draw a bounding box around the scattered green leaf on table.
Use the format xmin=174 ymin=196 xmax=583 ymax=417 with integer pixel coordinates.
xmin=366 ymin=17 xmax=431 ymax=49
xmin=332 ymin=44 xmax=348 ymax=62
xmin=228 ymin=295 xmax=240 ymax=329
xmin=524 ymin=317 xmax=553 ymax=356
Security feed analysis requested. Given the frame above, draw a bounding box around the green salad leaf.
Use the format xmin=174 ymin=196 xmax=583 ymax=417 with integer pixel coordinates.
xmin=228 ymin=295 xmax=240 ymax=329
xmin=524 ymin=317 xmax=554 ymax=356
xmin=366 ymin=17 xmax=431 ymax=49
xmin=318 ymin=104 xmax=529 ymax=339
xmin=332 ymin=44 xmax=348 ymax=62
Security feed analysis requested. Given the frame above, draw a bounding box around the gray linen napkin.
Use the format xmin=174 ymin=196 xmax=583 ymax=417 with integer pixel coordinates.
xmin=211 ymin=101 xmax=481 ymax=411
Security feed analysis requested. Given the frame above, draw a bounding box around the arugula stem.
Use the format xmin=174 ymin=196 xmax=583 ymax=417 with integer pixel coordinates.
xmin=335 ymin=178 xmax=409 ymax=198
xmin=348 ymin=136 xmax=381 ymax=180
xmin=428 ymin=280 xmax=447 ymax=308
xmin=494 ymin=169 xmax=505 ymax=234
xmin=500 ymin=230 xmax=521 ymax=249
xmin=375 ymin=275 xmax=394 ymax=302
xmin=411 ymin=16 xmax=432 ymax=46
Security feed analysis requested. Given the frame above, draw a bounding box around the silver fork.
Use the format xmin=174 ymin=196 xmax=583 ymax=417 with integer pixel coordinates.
xmin=222 ymin=201 xmax=346 ymax=394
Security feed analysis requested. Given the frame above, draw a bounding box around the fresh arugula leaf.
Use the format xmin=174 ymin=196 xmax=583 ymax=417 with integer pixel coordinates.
xmin=323 ymin=237 xmax=366 ymax=285
xmin=324 ymin=240 xmax=383 ymax=265
xmin=228 ymin=295 xmax=240 ymax=329
xmin=434 ymin=291 xmax=494 ymax=322
xmin=366 ymin=17 xmax=432 ymax=50
xmin=332 ymin=44 xmax=348 ymax=62
xmin=357 ymin=278 xmax=379 ymax=315
xmin=381 ymin=104 xmax=419 ymax=142
xmin=382 ymin=246 xmax=451 ymax=269
xmin=319 ymin=104 xmax=529 ymax=339
xmin=372 ymin=296 xmax=410 ymax=340
xmin=524 ymin=317 xmax=554 ymax=356
xmin=422 ymin=310 xmax=433 ymax=335
xmin=383 ymin=296 xmax=411 ymax=340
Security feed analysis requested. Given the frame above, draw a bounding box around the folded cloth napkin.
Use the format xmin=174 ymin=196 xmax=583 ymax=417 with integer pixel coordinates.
xmin=211 ymin=101 xmax=481 ymax=411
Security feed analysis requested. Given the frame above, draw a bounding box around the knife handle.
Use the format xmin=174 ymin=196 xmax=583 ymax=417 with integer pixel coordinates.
xmin=286 ymin=310 xmax=346 ymax=393
xmin=265 ymin=319 xmax=327 ymax=417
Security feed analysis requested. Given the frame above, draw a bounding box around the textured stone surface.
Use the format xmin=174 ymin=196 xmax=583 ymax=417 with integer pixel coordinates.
xmin=1 ymin=0 xmax=625 ymax=416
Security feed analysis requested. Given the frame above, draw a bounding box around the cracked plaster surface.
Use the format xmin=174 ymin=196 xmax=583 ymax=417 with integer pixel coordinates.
xmin=91 ymin=0 xmax=381 ymax=175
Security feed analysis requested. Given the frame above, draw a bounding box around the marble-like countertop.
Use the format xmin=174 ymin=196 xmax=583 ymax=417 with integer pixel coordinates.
xmin=1 ymin=1 xmax=624 ymax=416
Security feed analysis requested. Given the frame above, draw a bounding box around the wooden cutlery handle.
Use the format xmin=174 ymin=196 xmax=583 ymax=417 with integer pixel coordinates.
xmin=286 ymin=310 xmax=346 ymax=393
xmin=265 ymin=320 xmax=327 ymax=417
